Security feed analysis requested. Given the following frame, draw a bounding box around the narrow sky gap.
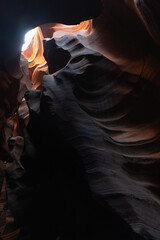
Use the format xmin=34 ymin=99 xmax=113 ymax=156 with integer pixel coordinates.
xmin=22 ymin=27 xmax=38 ymax=51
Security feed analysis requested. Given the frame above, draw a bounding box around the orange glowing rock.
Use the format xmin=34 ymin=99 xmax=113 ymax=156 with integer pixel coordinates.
xmin=22 ymin=27 xmax=48 ymax=90
xmin=22 ymin=20 xmax=92 ymax=89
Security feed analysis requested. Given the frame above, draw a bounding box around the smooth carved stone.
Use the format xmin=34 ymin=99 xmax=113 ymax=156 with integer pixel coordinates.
xmin=0 ymin=0 xmax=160 ymax=239
xmin=40 ymin=22 xmax=160 ymax=239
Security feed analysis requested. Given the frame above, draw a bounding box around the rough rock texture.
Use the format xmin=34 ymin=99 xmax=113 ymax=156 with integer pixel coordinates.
xmin=10 ymin=83 xmax=143 ymax=240
xmin=0 ymin=0 xmax=101 ymax=144
xmin=1 ymin=0 xmax=160 ymax=240
xmin=0 ymin=56 xmax=31 ymax=239
xmin=36 ymin=30 xmax=160 ymax=239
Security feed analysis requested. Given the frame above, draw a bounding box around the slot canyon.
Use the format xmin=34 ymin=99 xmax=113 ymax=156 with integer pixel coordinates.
xmin=0 ymin=0 xmax=160 ymax=239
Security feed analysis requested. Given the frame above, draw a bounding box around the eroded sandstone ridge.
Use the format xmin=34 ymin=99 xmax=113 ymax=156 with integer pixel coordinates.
xmin=0 ymin=1 xmax=160 ymax=239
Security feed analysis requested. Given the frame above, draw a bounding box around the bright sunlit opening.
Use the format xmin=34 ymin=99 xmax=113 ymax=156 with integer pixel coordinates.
xmin=22 ymin=27 xmax=38 ymax=51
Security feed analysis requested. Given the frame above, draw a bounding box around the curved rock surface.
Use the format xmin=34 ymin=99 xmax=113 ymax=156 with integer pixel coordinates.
xmin=39 ymin=29 xmax=160 ymax=239
xmin=1 ymin=0 xmax=160 ymax=239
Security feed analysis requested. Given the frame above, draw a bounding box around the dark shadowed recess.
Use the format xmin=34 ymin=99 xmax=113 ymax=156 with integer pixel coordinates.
xmin=0 ymin=1 xmax=148 ymax=239
xmin=6 ymin=88 xmax=144 ymax=240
